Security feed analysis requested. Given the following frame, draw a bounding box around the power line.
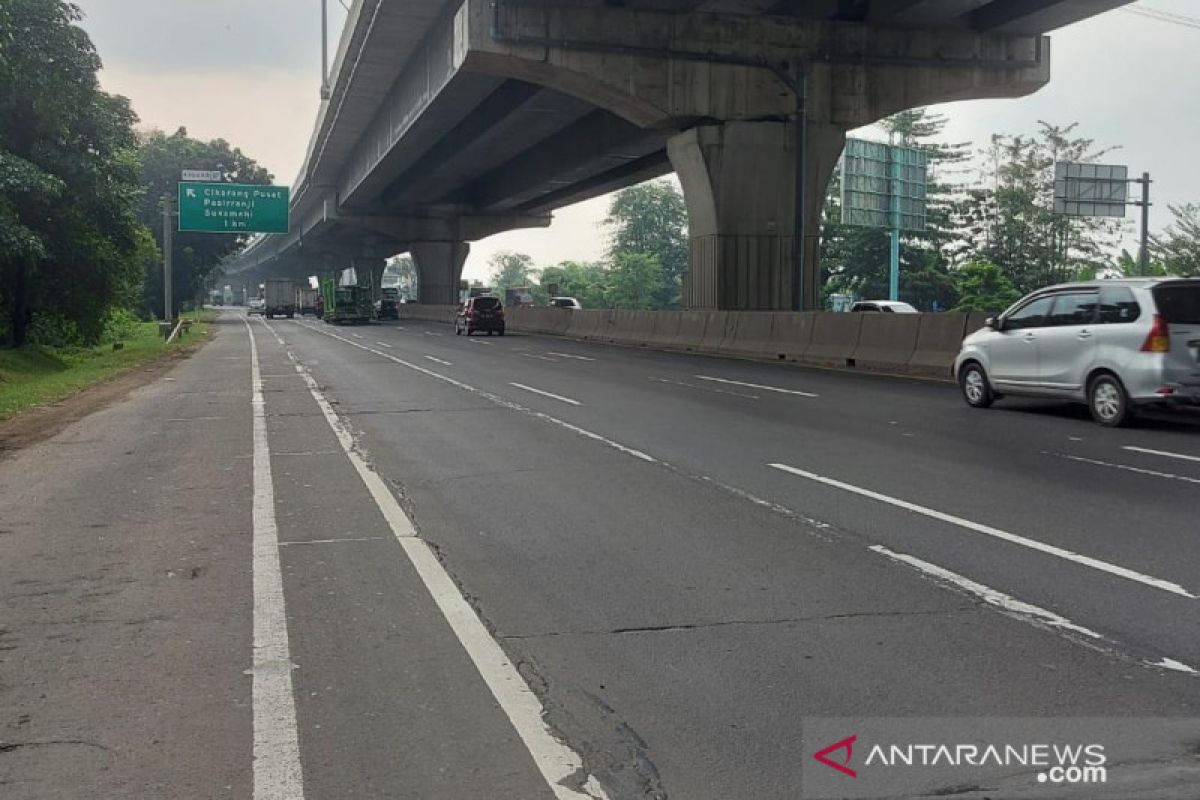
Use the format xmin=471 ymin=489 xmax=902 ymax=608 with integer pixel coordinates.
xmin=1125 ymin=5 xmax=1200 ymax=31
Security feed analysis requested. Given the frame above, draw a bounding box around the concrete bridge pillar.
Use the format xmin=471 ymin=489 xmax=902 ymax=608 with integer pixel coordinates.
xmin=353 ymin=257 xmax=387 ymax=303
xmin=411 ymin=241 xmax=469 ymax=305
xmin=668 ymin=120 xmax=844 ymax=311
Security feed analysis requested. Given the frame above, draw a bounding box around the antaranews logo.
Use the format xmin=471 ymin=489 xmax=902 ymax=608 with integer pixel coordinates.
xmin=812 ymin=734 xmax=858 ymax=778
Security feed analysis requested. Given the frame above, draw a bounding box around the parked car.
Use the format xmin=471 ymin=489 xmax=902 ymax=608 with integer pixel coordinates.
xmin=550 ymin=296 xmax=583 ymax=310
xmin=849 ymin=300 xmax=919 ymax=313
xmin=954 ymin=278 xmax=1200 ymax=426
xmin=247 ymin=297 xmax=266 ymax=315
xmin=456 ymin=296 xmax=505 ymax=336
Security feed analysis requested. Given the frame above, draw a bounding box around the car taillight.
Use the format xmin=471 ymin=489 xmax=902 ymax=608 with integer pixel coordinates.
xmin=497 ymin=309 xmax=505 ymax=318
xmin=466 ymin=309 xmax=474 ymax=318
xmin=1141 ymin=314 xmax=1170 ymax=353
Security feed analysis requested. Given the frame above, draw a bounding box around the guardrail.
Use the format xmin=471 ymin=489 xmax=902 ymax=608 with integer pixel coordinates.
xmin=400 ymin=304 xmax=994 ymax=380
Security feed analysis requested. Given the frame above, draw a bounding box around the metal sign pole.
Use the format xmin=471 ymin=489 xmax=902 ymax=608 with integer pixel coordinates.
xmin=161 ymin=193 xmax=173 ymax=322
xmin=1137 ymin=172 xmax=1151 ymax=276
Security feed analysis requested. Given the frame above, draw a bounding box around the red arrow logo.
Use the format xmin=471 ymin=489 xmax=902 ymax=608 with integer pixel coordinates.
xmin=813 ymin=734 xmax=858 ymax=778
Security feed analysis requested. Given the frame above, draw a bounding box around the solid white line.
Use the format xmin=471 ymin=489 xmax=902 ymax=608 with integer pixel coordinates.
xmin=424 ymin=355 xmax=453 ymax=366
xmin=694 ymin=375 xmax=818 ymax=398
xmin=870 ymin=545 xmax=1198 ymax=676
xmin=424 ymin=331 xmax=443 ymax=337
xmin=278 ymin=537 xmax=388 ymax=546
xmin=547 ymin=352 xmax=594 ymax=361
xmin=261 ymin=320 xmax=610 ymax=800
xmin=768 ymin=462 xmax=1196 ymax=599
xmin=510 ymin=382 xmax=582 ymax=406
xmin=523 ymin=353 xmax=558 ymax=362
xmin=468 ymin=338 xmax=493 ymax=345
xmin=1050 ymin=452 xmax=1200 ymax=486
xmin=375 ymin=341 xmax=393 ymax=348
xmin=243 ymin=320 xmax=306 ymax=800
xmin=1122 ymin=445 xmax=1200 ymax=464
xmin=869 ymin=545 xmax=1103 ymax=639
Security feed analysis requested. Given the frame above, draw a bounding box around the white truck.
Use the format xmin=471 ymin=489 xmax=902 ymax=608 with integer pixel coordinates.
xmin=264 ymin=278 xmax=295 ymax=319
xmin=295 ymin=287 xmax=319 ymax=316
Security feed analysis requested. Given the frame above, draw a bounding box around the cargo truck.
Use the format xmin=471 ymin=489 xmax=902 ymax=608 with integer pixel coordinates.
xmin=319 ymin=276 xmax=372 ymax=324
xmin=264 ymin=278 xmax=295 ymax=318
xmin=295 ymin=287 xmax=319 ymax=316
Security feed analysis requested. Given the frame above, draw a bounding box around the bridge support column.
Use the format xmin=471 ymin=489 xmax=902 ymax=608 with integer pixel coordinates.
xmin=411 ymin=241 xmax=469 ymax=305
xmin=668 ymin=120 xmax=844 ymax=311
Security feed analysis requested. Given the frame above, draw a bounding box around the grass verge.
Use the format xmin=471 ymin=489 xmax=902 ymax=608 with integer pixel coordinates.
xmin=0 ymin=316 xmax=212 ymax=421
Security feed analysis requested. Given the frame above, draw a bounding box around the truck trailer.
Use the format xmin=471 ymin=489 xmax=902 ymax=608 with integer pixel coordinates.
xmin=264 ymin=278 xmax=295 ymax=318
xmin=295 ymin=287 xmax=319 ymax=316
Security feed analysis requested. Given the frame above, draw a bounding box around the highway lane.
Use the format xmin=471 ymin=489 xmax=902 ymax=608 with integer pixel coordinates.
xmin=265 ymin=314 xmax=1200 ymax=797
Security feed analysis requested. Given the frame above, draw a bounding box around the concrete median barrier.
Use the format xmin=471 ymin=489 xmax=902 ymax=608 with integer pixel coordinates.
xmin=800 ymin=313 xmax=863 ymax=367
xmin=646 ymin=312 xmax=683 ymax=349
xmin=669 ymin=311 xmax=711 ymax=351
xmin=852 ymin=313 xmax=921 ymax=372
xmin=908 ymin=313 xmax=970 ymax=376
xmin=767 ymin=312 xmax=817 ymax=361
xmin=607 ymin=310 xmax=654 ymax=346
xmin=720 ymin=312 xmax=776 ymax=359
xmin=699 ymin=312 xmax=733 ymax=353
xmin=400 ymin=304 xmax=456 ymax=324
xmin=547 ymin=308 xmax=574 ymax=335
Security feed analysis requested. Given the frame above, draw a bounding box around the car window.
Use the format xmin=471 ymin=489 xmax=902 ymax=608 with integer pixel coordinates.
xmin=1003 ymin=296 xmax=1055 ymax=330
xmin=1153 ymin=285 xmax=1200 ymax=324
xmin=1097 ymin=287 xmax=1141 ymax=324
xmin=473 ymin=297 xmax=501 ymax=311
xmin=881 ymin=305 xmax=894 ymax=313
xmin=1046 ymin=292 xmax=1098 ymax=326
xmin=852 ymin=303 xmax=877 ymax=312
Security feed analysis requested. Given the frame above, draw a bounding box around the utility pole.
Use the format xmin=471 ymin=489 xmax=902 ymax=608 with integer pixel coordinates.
xmin=161 ymin=193 xmax=174 ymax=322
xmin=1135 ymin=172 xmax=1152 ymax=276
xmin=888 ymin=148 xmax=901 ymax=302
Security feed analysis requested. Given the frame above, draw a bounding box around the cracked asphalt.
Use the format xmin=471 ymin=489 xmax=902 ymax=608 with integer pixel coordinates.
xmin=3 ymin=311 xmax=1200 ymax=799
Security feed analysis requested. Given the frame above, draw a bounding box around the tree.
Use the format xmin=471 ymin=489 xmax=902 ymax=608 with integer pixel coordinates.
xmin=537 ymin=260 xmax=607 ymax=309
xmin=0 ymin=0 xmax=148 ymax=345
xmin=1150 ymin=204 xmax=1200 ymax=277
xmin=604 ymin=252 xmax=662 ymax=310
xmin=604 ymin=180 xmax=687 ymax=309
xmin=961 ymin=122 xmax=1124 ymax=294
xmin=487 ymin=251 xmax=536 ymax=293
xmin=136 ymin=127 xmax=272 ymax=316
xmin=953 ymin=260 xmax=1019 ymax=312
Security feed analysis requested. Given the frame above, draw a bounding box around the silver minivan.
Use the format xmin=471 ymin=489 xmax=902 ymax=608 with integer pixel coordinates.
xmin=954 ymin=278 xmax=1200 ymax=426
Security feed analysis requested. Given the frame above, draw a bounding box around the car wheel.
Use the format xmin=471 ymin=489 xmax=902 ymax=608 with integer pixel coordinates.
xmin=498 ymin=327 xmax=506 ymax=337
xmin=487 ymin=329 xmax=493 ymax=336
xmin=1088 ymin=373 xmax=1133 ymax=427
xmin=958 ymin=362 xmax=994 ymax=409
xmin=455 ymin=323 xmax=462 ymax=335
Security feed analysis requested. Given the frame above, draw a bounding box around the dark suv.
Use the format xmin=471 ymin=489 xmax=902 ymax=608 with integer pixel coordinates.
xmin=456 ymin=296 xmax=506 ymax=336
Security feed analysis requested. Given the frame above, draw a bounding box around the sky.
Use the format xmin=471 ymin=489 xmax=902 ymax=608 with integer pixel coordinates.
xmin=76 ymin=0 xmax=1200 ymax=282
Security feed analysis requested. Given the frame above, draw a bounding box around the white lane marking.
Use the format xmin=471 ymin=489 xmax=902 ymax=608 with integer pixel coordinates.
xmin=694 ymin=375 xmax=818 ymax=398
xmin=262 ymin=320 xmax=611 ymax=800
xmin=278 ymin=537 xmax=388 ymax=546
xmin=468 ymin=338 xmax=493 ymax=345
xmin=424 ymin=355 xmax=453 ymax=366
xmin=1049 ymin=451 xmax=1200 ymax=486
xmin=510 ymin=382 xmax=582 ymax=406
xmin=547 ymin=352 xmax=594 ymax=361
xmin=296 ymin=322 xmax=656 ymax=464
xmin=424 ymin=331 xmax=443 ymax=337
xmin=351 ymin=332 xmax=364 ymax=339
xmin=523 ymin=353 xmax=558 ymax=362
xmin=870 ymin=545 xmax=1198 ymax=675
xmin=375 ymin=341 xmax=393 ymax=348
xmin=243 ymin=320 xmax=306 ymax=800
xmin=1122 ymin=445 xmax=1200 ymax=464
xmin=870 ymin=545 xmax=1103 ymax=639
xmin=651 ymin=376 xmax=759 ymax=400
xmin=768 ymin=462 xmax=1197 ymax=599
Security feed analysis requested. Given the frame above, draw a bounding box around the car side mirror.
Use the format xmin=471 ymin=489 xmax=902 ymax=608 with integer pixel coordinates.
xmin=986 ymin=317 xmax=1000 ymax=331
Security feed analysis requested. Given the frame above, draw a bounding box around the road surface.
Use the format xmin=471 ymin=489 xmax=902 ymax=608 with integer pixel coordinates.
xmin=3 ymin=310 xmax=1198 ymax=799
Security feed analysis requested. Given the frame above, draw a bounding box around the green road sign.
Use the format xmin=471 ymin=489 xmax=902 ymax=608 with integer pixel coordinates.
xmin=177 ymin=182 xmax=289 ymax=234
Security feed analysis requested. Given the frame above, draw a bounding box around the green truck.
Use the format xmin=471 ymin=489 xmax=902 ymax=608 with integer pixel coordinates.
xmin=319 ymin=277 xmax=372 ymax=325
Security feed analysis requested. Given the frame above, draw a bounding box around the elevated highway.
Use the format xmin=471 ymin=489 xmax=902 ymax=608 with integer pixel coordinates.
xmin=226 ymin=0 xmax=1130 ymax=308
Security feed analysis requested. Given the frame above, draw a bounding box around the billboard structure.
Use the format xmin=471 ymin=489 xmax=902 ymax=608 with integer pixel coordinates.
xmin=840 ymin=139 xmax=928 ymax=301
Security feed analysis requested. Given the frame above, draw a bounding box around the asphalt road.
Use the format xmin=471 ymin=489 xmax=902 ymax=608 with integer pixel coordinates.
xmin=3 ymin=310 xmax=1199 ymax=799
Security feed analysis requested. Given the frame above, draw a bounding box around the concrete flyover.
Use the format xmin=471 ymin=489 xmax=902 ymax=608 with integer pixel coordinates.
xmin=225 ymin=0 xmax=1131 ymax=308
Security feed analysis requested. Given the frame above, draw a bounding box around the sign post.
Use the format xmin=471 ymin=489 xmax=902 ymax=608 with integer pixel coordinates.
xmin=177 ymin=182 xmax=289 ymax=234
xmin=841 ymin=139 xmax=928 ymax=302
xmin=1053 ymin=162 xmax=1151 ymax=276
xmin=161 ymin=194 xmax=174 ymax=322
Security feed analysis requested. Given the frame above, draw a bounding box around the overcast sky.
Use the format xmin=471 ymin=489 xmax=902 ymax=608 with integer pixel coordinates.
xmin=77 ymin=0 xmax=1200 ymax=281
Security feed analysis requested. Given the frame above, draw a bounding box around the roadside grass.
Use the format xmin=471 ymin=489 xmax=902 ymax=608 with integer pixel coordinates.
xmin=0 ymin=317 xmax=211 ymax=420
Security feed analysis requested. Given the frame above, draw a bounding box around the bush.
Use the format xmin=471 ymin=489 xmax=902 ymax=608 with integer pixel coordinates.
xmin=26 ymin=312 xmax=84 ymax=349
xmin=100 ymin=308 xmax=141 ymax=344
